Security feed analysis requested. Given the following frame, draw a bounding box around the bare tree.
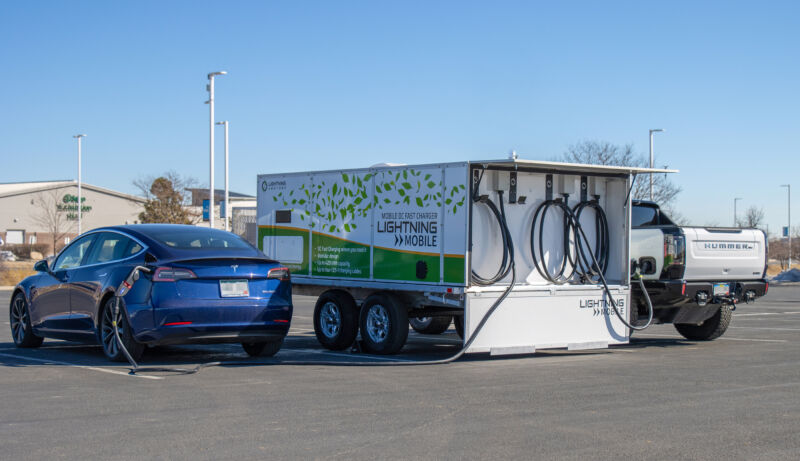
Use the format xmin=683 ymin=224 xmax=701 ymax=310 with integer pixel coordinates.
xmin=32 ymin=189 xmax=75 ymax=256
xmin=562 ymin=141 xmax=682 ymax=211
xmin=134 ymin=171 xmax=200 ymax=224
xmin=737 ymin=206 xmax=765 ymax=228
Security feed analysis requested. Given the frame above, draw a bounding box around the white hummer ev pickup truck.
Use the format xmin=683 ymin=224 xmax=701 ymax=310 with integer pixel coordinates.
xmin=630 ymin=200 xmax=768 ymax=340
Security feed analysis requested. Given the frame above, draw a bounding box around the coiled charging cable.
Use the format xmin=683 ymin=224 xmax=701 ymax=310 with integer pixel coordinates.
xmin=530 ymin=197 xmax=577 ymax=284
xmin=572 ymin=199 xmax=610 ymax=280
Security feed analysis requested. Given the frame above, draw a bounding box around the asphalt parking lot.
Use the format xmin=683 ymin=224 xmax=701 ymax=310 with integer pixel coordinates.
xmin=1 ymin=286 xmax=799 ymax=460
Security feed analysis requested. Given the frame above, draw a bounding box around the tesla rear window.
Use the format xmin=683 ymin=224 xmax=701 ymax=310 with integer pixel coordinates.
xmin=148 ymin=229 xmax=253 ymax=250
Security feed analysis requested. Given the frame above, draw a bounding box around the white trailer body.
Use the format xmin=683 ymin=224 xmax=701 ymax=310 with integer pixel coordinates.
xmin=257 ymin=160 xmax=670 ymax=355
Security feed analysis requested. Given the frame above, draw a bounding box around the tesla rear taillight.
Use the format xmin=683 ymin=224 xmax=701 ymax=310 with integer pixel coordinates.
xmin=153 ymin=267 xmax=197 ymax=282
xmin=267 ymin=267 xmax=290 ymax=281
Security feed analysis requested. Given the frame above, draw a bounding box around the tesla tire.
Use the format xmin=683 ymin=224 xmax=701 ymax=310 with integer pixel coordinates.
xmin=242 ymin=339 xmax=283 ymax=357
xmin=10 ymin=293 xmax=43 ymax=348
xmin=100 ymin=298 xmax=144 ymax=362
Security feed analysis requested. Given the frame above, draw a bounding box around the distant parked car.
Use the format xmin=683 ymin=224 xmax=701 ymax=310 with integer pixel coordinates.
xmin=9 ymin=225 xmax=292 ymax=361
xmin=0 ymin=250 xmax=16 ymax=262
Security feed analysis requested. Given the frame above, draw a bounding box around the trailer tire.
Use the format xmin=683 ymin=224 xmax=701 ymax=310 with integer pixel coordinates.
xmin=674 ymin=305 xmax=732 ymax=341
xmin=409 ymin=316 xmax=452 ymax=335
xmin=454 ymin=315 xmax=464 ymax=340
xmin=359 ymin=293 xmax=408 ymax=355
xmin=314 ymin=291 xmax=359 ymax=350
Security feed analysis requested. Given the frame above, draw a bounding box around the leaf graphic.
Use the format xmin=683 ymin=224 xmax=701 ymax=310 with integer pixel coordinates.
xmin=356 ymin=177 xmax=362 ymax=187
xmin=416 ymin=180 xmax=421 ymax=191
xmin=332 ymin=183 xmax=338 ymax=196
xmin=403 ymin=196 xmax=410 ymax=204
xmin=300 ymin=215 xmax=304 ymax=221
xmin=416 ymin=197 xmax=423 ymax=207
xmin=298 ymin=199 xmax=306 ymax=205
xmin=351 ymin=223 xmax=357 ymax=230
xmin=403 ymin=170 xmax=408 ymax=180
xmin=272 ymin=196 xmax=277 ymax=202
xmin=354 ymin=197 xmax=363 ymax=205
xmin=424 ymin=174 xmax=431 ymax=181
xmin=291 ymin=199 xmax=297 ymax=204
xmin=363 ymin=173 xmax=373 ymax=181
xmin=446 ymin=198 xmax=452 ymax=205
xmin=453 ymin=205 xmax=457 ymax=214
xmin=395 ymin=200 xmax=400 ymax=205
xmin=402 ymin=182 xmax=412 ymax=189
xmin=289 ymin=190 xmax=294 ymax=196
xmin=361 ymin=190 xmax=367 ymax=199
xmin=436 ymin=201 xmax=441 ymax=207
xmin=344 ymin=223 xmax=351 ymax=232
xmin=384 ymin=198 xmax=391 ymax=204
xmin=427 ymin=181 xmax=436 ymax=189
xmin=342 ymin=173 xmax=349 ymax=183
xmin=398 ymin=189 xmax=406 ymax=197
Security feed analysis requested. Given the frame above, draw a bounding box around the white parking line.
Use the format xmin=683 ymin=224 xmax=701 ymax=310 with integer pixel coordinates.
xmin=636 ymin=333 xmax=787 ymax=343
xmin=0 ymin=352 xmax=163 ymax=380
xmin=729 ymin=326 xmax=800 ymax=332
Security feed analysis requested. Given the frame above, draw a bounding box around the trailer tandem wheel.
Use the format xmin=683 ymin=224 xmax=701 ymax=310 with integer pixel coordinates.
xmin=313 ymin=290 xmax=359 ymax=350
xmin=359 ymin=293 xmax=408 ymax=354
xmin=409 ymin=315 xmax=453 ymax=335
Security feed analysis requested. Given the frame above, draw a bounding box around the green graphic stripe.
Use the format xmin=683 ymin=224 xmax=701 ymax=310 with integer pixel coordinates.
xmin=258 ymin=226 xmax=310 ymax=275
xmin=311 ymin=232 xmax=370 ymax=279
xmin=444 ymin=256 xmax=466 ymax=284
xmin=373 ymin=247 xmax=440 ymax=283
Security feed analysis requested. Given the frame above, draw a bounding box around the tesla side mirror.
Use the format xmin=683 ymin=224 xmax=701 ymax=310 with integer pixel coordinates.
xmin=34 ymin=259 xmax=49 ymax=272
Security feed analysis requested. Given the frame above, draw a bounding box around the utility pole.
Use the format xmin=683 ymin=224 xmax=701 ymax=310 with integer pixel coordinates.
xmin=207 ymin=71 xmax=227 ymax=228
xmin=217 ymin=120 xmax=230 ymax=231
xmin=73 ymin=134 xmax=87 ymax=234
xmin=781 ymin=184 xmax=792 ymax=267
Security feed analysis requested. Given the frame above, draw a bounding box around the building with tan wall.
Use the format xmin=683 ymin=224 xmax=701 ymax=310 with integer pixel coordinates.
xmin=0 ymin=180 xmax=145 ymax=256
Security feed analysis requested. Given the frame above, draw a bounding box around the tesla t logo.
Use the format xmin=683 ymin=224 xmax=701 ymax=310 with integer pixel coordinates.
xmin=231 ymin=265 xmax=239 ymax=272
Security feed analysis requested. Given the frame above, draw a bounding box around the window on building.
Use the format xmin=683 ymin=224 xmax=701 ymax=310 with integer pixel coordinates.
xmin=29 ymin=235 xmax=37 ymax=244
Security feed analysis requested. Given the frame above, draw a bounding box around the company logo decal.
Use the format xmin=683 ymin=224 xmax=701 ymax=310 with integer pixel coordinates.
xmin=703 ymin=242 xmax=754 ymax=250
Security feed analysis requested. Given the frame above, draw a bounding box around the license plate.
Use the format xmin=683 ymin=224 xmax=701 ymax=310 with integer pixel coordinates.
xmin=713 ymin=283 xmax=729 ymax=296
xmin=220 ymin=279 xmax=249 ymax=297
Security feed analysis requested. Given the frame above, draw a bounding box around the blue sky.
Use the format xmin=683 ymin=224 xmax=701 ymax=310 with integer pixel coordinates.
xmin=1 ymin=1 xmax=797 ymax=234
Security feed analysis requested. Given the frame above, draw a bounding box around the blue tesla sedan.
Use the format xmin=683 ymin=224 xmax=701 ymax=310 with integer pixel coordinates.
xmin=9 ymin=225 xmax=292 ymax=361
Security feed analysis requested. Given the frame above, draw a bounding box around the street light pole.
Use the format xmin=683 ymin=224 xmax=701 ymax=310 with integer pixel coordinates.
xmin=781 ymin=184 xmax=791 ymax=267
xmin=73 ymin=134 xmax=86 ymax=235
xmin=216 ymin=121 xmax=229 ymax=231
xmin=649 ymin=129 xmax=665 ymax=201
xmin=734 ymin=197 xmax=742 ymax=227
xmin=207 ymin=71 xmax=227 ymax=228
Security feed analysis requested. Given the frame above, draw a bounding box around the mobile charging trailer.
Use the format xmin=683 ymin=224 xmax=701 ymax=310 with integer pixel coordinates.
xmin=257 ymin=160 xmax=670 ymax=355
